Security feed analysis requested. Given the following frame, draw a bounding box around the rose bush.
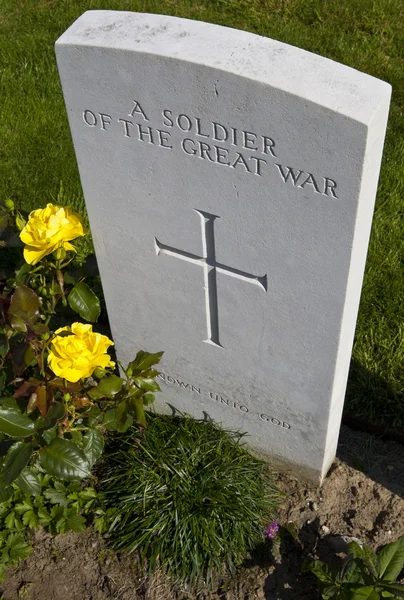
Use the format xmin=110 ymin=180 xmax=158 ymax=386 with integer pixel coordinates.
xmin=0 ymin=199 xmax=163 ymax=493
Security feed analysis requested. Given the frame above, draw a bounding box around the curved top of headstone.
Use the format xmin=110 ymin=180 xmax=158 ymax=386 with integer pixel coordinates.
xmin=56 ymin=10 xmax=390 ymax=124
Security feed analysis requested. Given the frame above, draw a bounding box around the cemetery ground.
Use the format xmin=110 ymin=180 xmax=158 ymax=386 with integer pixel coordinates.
xmin=1 ymin=426 xmax=404 ymax=600
xmin=0 ymin=0 xmax=404 ymax=599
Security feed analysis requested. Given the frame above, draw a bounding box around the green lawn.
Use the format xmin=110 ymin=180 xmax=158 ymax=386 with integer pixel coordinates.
xmin=0 ymin=0 xmax=403 ymax=430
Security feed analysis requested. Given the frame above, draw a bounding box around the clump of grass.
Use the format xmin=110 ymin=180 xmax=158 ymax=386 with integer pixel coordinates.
xmin=101 ymin=413 xmax=281 ymax=583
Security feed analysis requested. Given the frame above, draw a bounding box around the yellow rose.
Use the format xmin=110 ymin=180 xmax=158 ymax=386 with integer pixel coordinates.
xmin=48 ymin=323 xmax=115 ymax=383
xmin=20 ymin=203 xmax=87 ymax=265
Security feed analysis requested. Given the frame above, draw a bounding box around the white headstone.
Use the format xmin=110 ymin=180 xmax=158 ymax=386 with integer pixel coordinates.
xmin=55 ymin=11 xmax=391 ymax=482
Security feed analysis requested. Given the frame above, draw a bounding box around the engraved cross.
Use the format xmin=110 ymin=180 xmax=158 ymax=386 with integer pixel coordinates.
xmin=154 ymin=209 xmax=267 ymax=348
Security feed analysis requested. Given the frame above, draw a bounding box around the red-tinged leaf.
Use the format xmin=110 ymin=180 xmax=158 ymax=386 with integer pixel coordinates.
xmin=27 ymin=392 xmax=38 ymax=414
xmin=9 ymin=315 xmax=27 ymax=332
xmin=8 ymin=285 xmax=40 ymax=329
xmin=56 ymin=270 xmax=64 ymax=295
xmin=13 ymin=379 xmax=42 ymax=399
xmin=27 ymin=385 xmax=53 ymax=417
xmin=11 ymin=341 xmax=30 ymax=376
xmin=36 ymin=385 xmax=53 ymax=417
xmin=48 ymin=378 xmax=82 ymax=393
xmin=35 ymin=385 xmax=49 ymax=417
xmin=72 ymin=397 xmax=93 ymax=409
xmin=32 ymin=324 xmax=49 ymax=336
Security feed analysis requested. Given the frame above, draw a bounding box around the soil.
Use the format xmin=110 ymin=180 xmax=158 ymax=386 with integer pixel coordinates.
xmin=1 ymin=424 xmax=404 ymax=600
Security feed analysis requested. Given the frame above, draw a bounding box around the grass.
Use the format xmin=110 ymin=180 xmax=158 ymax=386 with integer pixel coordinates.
xmin=101 ymin=414 xmax=281 ymax=582
xmin=0 ymin=0 xmax=403 ymax=429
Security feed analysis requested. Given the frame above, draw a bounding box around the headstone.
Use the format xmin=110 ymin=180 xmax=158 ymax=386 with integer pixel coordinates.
xmin=55 ymin=11 xmax=391 ymax=482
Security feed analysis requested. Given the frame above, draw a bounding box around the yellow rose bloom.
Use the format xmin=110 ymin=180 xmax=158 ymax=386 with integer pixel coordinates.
xmin=48 ymin=323 xmax=115 ymax=383
xmin=20 ymin=203 xmax=87 ymax=265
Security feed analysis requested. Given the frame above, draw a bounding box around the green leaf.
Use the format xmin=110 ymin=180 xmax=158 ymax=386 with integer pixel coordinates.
xmin=23 ymin=345 xmax=36 ymax=367
xmin=14 ymin=499 xmax=33 ymax=514
xmin=143 ymin=393 xmax=155 ymax=406
xmin=7 ymin=533 xmax=33 ymax=561
xmin=68 ymin=282 xmax=100 ymax=322
xmin=361 ymin=544 xmax=381 ymax=578
xmin=39 ymin=438 xmax=91 ymax=481
xmin=115 ymin=400 xmax=128 ymax=429
xmin=117 ymin=414 xmax=133 ymax=433
xmin=349 ymin=541 xmax=365 ymax=560
xmin=0 ymin=333 xmax=9 ymax=358
xmin=82 ymin=428 xmax=104 ymax=468
xmin=3 ymin=442 xmax=32 ymax=486
xmin=128 ymin=351 xmax=164 ymax=372
xmin=351 ymin=587 xmax=380 ymax=600
xmin=63 ymin=510 xmax=87 ymax=533
xmin=37 ymin=506 xmax=52 ymax=526
xmin=378 ymin=536 xmax=404 ymax=581
xmin=340 ymin=554 xmax=366 ymax=585
xmin=22 ymin=509 xmax=39 ymax=529
xmin=302 ymin=559 xmax=335 ymax=584
xmin=69 ymin=430 xmax=83 ymax=446
xmin=54 ymin=480 xmax=67 ymax=493
xmin=0 ymin=485 xmax=13 ymax=502
xmin=133 ymin=377 xmax=161 ymax=392
xmin=102 ymin=408 xmax=118 ymax=431
xmin=63 ymin=271 xmax=76 ymax=285
xmin=43 ymin=487 xmax=69 ymax=506
xmin=15 ymin=468 xmax=41 ymax=496
xmin=56 ymin=508 xmax=86 ymax=534
xmin=42 ymin=427 xmax=57 ymax=444
xmin=88 ymin=374 xmax=123 ymax=400
xmin=0 ymin=397 xmax=19 ymax=409
xmin=50 ymin=505 xmax=64 ymax=522
xmin=8 ymin=285 xmax=40 ymax=329
xmin=79 ymin=487 xmax=97 ymax=500
xmin=94 ymin=515 xmax=107 ymax=534
xmin=0 ymin=407 xmax=35 ymax=437
xmin=4 ymin=511 xmax=17 ymax=530
xmin=381 ymin=582 xmax=404 ymax=597
xmin=115 ymin=401 xmax=134 ymax=432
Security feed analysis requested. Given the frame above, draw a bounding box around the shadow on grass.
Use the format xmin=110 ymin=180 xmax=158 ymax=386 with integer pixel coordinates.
xmin=339 ymin=360 xmax=404 ymax=499
xmin=344 ymin=359 xmax=404 ymax=443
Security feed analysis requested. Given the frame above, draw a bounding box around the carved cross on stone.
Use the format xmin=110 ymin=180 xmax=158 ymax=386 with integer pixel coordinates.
xmin=155 ymin=209 xmax=267 ymax=348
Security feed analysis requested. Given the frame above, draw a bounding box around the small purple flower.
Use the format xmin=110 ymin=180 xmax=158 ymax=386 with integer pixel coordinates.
xmin=263 ymin=521 xmax=279 ymax=539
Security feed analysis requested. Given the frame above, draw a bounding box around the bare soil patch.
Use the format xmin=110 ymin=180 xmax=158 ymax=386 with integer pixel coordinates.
xmin=1 ymin=425 xmax=404 ymax=600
